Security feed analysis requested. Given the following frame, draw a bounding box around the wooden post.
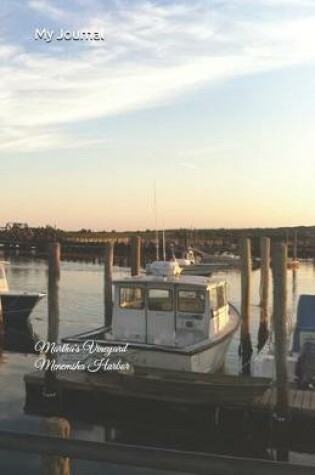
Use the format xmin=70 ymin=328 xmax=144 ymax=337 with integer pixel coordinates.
xmin=104 ymin=240 xmax=114 ymax=328
xmin=258 ymin=237 xmax=270 ymax=351
xmin=44 ymin=242 xmax=60 ymax=397
xmin=293 ymin=230 xmax=298 ymax=260
xmin=0 ymin=297 xmax=3 ymax=359
xmin=272 ymin=241 xmax=289 ymax=462
xmin=239 ymin=238 xmax=253 ymax=374
xmin=131 ymin=235 xmax=141 ymax=276
xmin=41 ymin=417 xmax=71 ymax=475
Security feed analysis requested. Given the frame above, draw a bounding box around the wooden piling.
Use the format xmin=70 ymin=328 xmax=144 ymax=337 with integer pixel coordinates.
xmin=104 ymin=240 xmax=114 ymax=328
xmin=239 ymin=238 xmax=253 ymax=374
xmin=0 ymin=295 xmax=2 ymax=326
xmin=131 ymin=235 xmax=141 ymax=276
xmin=271 ymin=241 xmax=289 ymax=462
xmin=0 ymin=297 xmax=3 ymax=358
xmin=258 ymin=237 xmax=270 ymax=351
xmin=44 ymin=242 xmax=60 ymax=397
xmin=41 ymin=417 xmax=71 ymax=475
xmin=293 ymin=230 xmax=298 ymax=260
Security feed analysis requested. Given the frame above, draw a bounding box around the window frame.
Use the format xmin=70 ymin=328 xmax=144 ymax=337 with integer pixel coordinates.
xmin=119 ymin=286 xmax=145 ymax=310
xmin=147 ymin=287 xmax=174 ymax=312
xmin=177 ymin=288 xmax=206 ymax=314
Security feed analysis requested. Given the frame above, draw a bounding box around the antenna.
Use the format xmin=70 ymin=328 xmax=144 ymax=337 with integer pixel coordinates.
xmin=154 ymin=182 xmax=159 ymax=261
xmin=162 ymin=228 xmax=166 ymax=261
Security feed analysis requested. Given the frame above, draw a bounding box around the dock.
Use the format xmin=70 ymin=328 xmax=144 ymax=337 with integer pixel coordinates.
xmin=254 ymin=386 xmax=315 ymax=419
xmin=25 ymin=367 xmax=270 ymax=405
xmin=24 ymin=367 xmax=315 ymax=419
xmin=1 ymin=429 xmax=315 ymax=475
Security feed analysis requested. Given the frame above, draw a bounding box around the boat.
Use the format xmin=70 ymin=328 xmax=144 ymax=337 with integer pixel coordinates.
xmin=64 ymin=262 xmax=240 ymax=373
xmin=252 ymin=294 xmax=315 ymax=388
xmin=287 ymin=259 xmax=299 ymax=270
xmin=0 ymin=261 xmax=45 ymax=329
xmin=145 ymin=259 xmax=182 ymax=276
xmin=287 ymin=230 xmax=299 ymax=269
xmin=175 ymin=247 xmax=200 ymax=267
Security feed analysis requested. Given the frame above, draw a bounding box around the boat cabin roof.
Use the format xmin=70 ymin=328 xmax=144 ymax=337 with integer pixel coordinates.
xmin=114 ymin=275 xmax=226 ymax=290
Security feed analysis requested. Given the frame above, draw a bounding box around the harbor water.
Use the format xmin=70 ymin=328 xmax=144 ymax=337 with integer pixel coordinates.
xmin=1 ymin=254 xmax=315 ymax=473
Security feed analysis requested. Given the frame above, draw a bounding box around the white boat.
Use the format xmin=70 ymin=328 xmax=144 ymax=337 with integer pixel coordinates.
xmin=0 ymin=261 xmax=45 ymax=329
xmin=176 ymin=247 xmax=200 ymax=267
xmin=145 ymin=259 xmax=182 ymax=276
xmin=252 ymin=294 xmax=315 ymax=388
xmin=64 ymin=262 xmax=240 ymax=373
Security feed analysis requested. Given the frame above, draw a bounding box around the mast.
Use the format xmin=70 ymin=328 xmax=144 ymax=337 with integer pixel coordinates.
xmin=154 ymin=182 xmax=159 ymax=261
xmin=162 ymin=229 xmax=166 ymax=261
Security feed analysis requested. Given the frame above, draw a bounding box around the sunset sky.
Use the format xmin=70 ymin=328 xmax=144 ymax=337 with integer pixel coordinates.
xmin=1 ymin=0 xmax=315 ymax=231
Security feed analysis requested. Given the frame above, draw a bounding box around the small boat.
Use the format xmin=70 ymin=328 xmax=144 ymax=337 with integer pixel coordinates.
xmin=252 ymin=294 xmax=315 ymax=388
xmin=64 ymin=262 xmax=240 ymax=373
xmin=287 ymin=259 xmax=299 ymax=270
xmin=0 ymin=261 xmax=45 ymax=329
xmin=175 ymin=247 xmax=200 ymax=267
xmin=287 ymin=230 xmax=299 ymax=269
xmin=146 ymin=259 xmax=182 ymax=276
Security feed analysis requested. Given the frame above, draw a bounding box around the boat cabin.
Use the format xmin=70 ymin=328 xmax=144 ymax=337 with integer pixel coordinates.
xmin=111 ymin=275 xmax=228 ymax=347
xmin=292 ymin=295 xmax=315 ymax=352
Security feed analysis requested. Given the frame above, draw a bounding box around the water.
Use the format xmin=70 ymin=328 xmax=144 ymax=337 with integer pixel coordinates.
xmin=1 ymin=255 xmax=315 ymax=473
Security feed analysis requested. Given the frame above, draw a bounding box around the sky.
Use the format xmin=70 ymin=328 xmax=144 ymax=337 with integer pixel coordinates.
xmin=1 ymin=0 xmax=315 ymax=231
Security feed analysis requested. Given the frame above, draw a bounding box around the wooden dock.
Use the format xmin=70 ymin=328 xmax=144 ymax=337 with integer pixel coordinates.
xmin=1 ymin=429 xmax=315 ymax=475
xmin=25 ymin=368 xmax=271 ymax=407
xmin=24 ymin=367 xmax=315 ymax=419
xmin=254 ymin=386 xmax=315 ymax=418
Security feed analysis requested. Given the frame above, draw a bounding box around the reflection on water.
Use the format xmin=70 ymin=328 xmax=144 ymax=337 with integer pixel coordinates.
xmin=3 ymin=322 xmax=39 ymax=354
xmin=1 ymin=256 xmax=315 ymax=472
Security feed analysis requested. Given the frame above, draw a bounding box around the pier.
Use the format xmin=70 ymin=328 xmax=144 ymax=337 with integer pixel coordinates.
xmin=1 ymin=429 xmax=315 ymax=475
xmin=24 ymin=367 xmax=315 ymax=421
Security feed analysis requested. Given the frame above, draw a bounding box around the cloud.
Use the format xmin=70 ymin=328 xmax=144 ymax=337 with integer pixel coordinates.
xmin=0 ymin=126 xmax=108 ymax=153
xmin=180 ymin=162 xmax=198 ymax=170
xmin=28 ymin=0 xmax=67 ymax=20
xmin=178 ymin=143 xmax=237 ymax=159
xmin=1 ymin=0 xmax=315 ymax=152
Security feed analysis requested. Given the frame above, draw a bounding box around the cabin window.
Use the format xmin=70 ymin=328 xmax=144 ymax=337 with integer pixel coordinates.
xmin=148 ymin=288 xmax=173 ymax=311
xmin=119 ymin=287 xmax=144 ymax=310
xmin=210 ymin=286 xmax=226 ymax=311
xmin=210 ymin=289 xmax=218 ymax=311
xmin=217 ymin=285 xmax=226 ymax=308
xmin=178 ymin=290 xmax=205 ymax=313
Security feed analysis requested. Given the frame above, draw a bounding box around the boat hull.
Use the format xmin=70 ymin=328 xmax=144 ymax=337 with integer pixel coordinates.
xmin=1 ymin=292 xmax=45 ymax=329
xmin=124 ymin=331 xmax=235 ymax=372
xmin=64 ymin=305 xmax=240 ymax=373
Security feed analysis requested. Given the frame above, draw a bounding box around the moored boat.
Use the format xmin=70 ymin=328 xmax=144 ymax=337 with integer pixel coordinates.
xmin=0 ymin=261 xmax=45 ymax=329
xmin=64 ymin=262 xmax=240 ymax=373
xmin=252 ymin=294 xmax=315 ymax=388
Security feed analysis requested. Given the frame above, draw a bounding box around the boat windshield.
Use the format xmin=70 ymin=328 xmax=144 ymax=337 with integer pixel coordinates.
xmin=148 ymin=288 xmax=173 ymax=311
xmin=178 ymin=290 xmax=205 ymax=314
xmin=119 ymin=287 xmax=144 ymax=310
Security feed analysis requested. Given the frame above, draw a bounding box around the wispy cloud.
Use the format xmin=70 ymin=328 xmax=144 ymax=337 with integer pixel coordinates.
xmin=178 ymin=143 xmax=237 ymax=159
xmin=28 ymin=0 xmax=68 ymax=20
xmin=0 ymin=126 xmax=108 ymax=153
xmin=1 ymin=0 xmax=315 ymax=152
xmin=180 ymin=162 xmax=198 ymax=170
